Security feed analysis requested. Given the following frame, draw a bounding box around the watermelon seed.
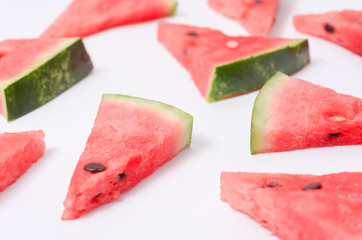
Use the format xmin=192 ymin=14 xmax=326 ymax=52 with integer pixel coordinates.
xmin=91 ymin=193 xmax=102 ymax=202
xmin=114 ymin=173 xmax=127 ymax=185
xmin=302 ymin=182 xmax=322 ymax=191
xmin=187 ymin=31 xmax=199 ymax=37
xmin=255 ymin=0 xmax=262 ymax=3
xmin=329 ymin=116 xmax=346 ymax=121
xmin=265 ymin=181 xmax=280 ymax=188
xmin=328 ymin=132 xmax=341 ymax=138
xmin=118 ymin=173 xmax=127 ymax=181
xmin=84 ymin=163 xmax=106 ymax=173
xmin=324 ymin=24 xmax=335 ymax=33
xmin=227 ymin=40 xmax=239 ymax=48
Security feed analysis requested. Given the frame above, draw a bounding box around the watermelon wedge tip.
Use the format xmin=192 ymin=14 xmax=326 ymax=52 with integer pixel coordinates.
xmin=294 ymin=10 xmax=362 ymax=57
xmin=208 ymin=0 xmax=279 ymax=36
xmin=0 ymin=131 xmax=46 ymax=193
xmin=41 ymin=0 xmax=178 ymax=38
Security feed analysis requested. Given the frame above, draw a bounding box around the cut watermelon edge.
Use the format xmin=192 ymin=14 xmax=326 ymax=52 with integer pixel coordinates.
xmin=250 ymin=71 xmax=288 ymax=154
xmin=206 ymin=39 xmax=309 ymax=102
xmin=0 ymin=38 xmax=80 ymax=90
xmin=102 ymin=94 xmax=193 ymax=148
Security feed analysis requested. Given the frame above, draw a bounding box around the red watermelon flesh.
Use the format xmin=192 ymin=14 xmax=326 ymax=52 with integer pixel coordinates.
xmin=251 ymin=72 xmax=362 ymax=154
xmin=158 ymin=22 xmax=307 ymax=102
xmin=221 ymin=172 xmax=362 ymax=240
xmin=62 ymin=94 xmax=193 ymax=220
xmin=41 ymin=0 xmax=177 ymax=38
xmin=208 ymin=0 xmax=278 ymax=36
xmin=0 ymin=39 xmax=66 ymax=83
xmin=294 ymin=10 xmax=362 ymax=57
xmin=0 ymin=131 xmax=45 ymax=192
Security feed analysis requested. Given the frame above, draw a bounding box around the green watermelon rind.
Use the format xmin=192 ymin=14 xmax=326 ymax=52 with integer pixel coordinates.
xmin=0 ymin=38 xmax=93 ymax=121
xmin=250 ymin=71 xmax=289 ymax=154
xmin=207 ymin=39 xmax=309 ymax=102
xmin=102 ymin=94 xmax=193 ymax=148
xmin=168 ymin=0 xmax=178 ymax=15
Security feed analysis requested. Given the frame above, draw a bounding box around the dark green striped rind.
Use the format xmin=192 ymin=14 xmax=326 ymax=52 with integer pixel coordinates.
xmin=2 ymin=39 xmax=93 ymax=121
xmin=207 ymin=40 xmax=310 ymax=102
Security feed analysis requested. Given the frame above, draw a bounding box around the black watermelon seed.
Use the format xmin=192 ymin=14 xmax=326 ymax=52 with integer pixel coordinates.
xmin=324 ymin=23 xmax=335 ymax=33
xmin=302 ymin=182 xmax=322 ymax=191
xmin=118 ymin=173 xmax=127 ymax=181
xmin=91 ymin=193 xmax=102 ymax=202
xmin=328 ymin=132 xmax=341 ymax=138
xmin=255 ymin=0 xmax=262 ymax=3
xmin=187 ymin=31 xmax=199 ymax=37
xmin=113 ymin=173 xmax=127 ymax=185
xmin=265 ymin=181 xmax=280 ymax=188
xmin=84 ymin=163 xmax=106 ymax=173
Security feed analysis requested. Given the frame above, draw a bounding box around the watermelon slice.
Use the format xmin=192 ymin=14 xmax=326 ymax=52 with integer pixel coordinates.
xmin=221 ymin=171 xmax=362 ymax=240
xmin=208 ymin=0 xmax=279 ymax=36
xmin=0 ymin=38 xmax=93 ymax=121
xmin=294 ymin=10 xmax=362 ymax=57
xmin=41 ymin=0 xmax=177 ymax=38
xmin=251 ymin=72 xmax=362 ymax=154
xmin=0 ymin=131 xmax=45 ymax=192
xmin=158 ymin=22 xmax=309 ymax=102
xmin=62 ymin=94 xmax=193 ymax=220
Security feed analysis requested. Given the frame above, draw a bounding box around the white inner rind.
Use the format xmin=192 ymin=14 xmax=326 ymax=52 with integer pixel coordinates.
xmin=250 ymin=72 xmax=289 ymax=154
xmin=102 ymin=94 xmax=193 ymax=148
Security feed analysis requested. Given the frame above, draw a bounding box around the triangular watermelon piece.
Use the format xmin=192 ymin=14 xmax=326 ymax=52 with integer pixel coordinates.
xmin=294 ymin=10 xmax=362 ymax=57
xmin=0 ymin=131 xmax=45 ymax=192
xmin=158 ymin=22 xmax=309 ymax=102
xmin=41 ymin=0 xmax=177 ymax=38
xmin=208 ymin=0 xmax=279 ymax=36
xmin=251 ymin=72 xmax=362 ymax=154
xmin=221 ymin=171 xmax=362 ymax=240
xmin=62 ymin=94 xmax=193 ymax=220
xmin=0 ymin=38 xmax=93 ymax=121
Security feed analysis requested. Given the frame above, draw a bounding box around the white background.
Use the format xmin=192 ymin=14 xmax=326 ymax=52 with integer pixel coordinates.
xmin=0 ymin=0 xmax=361 ymax=239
